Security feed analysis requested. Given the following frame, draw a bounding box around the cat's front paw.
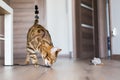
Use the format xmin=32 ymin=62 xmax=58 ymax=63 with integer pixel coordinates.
xmin=34 ymin=64 xmax=39 ymax=68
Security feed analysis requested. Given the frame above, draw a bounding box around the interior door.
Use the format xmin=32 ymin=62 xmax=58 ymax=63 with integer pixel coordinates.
xmin=74 ymin=0 xmax=98 ymax=59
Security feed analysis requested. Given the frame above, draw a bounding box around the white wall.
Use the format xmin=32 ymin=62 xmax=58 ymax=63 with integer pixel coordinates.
xmin=46 ymin=0 xmax=73 ymax=55
xmin=111 ymin=0 xmax=120 ymax=55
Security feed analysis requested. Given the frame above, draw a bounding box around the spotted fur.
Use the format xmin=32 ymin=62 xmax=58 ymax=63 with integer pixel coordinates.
xmin=25 ymin=20 xmax=61 ymax=67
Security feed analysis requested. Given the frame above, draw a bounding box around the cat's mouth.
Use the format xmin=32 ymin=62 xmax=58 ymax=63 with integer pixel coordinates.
xmin=45 ymin=62 xmax=52 ymax=67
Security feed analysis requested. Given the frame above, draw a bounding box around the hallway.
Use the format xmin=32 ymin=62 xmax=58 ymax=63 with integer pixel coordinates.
xmin=0 ymin=58 xmax=120 ymax=80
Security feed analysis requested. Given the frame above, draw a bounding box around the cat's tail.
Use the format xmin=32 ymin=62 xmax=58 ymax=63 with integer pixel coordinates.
xmin=34 ymin=19 xmax=39 ymax=25
xmin=34 ymin=5 xmax=39 ymax=25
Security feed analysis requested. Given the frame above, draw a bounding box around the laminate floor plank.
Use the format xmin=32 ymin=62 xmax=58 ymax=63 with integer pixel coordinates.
xmin=0 ymin=58 xmax=120 ymax=80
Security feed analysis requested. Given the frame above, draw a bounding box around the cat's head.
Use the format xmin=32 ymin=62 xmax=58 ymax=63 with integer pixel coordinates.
xmin=44 ymin=47 xmax=61 ymax=66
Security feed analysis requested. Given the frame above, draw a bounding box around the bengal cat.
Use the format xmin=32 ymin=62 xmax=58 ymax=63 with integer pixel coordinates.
xmin=25 ymin=19 xmax=61 ymax=67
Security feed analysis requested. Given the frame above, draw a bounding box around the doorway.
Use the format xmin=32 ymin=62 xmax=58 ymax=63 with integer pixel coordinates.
xmin=73 ymin=0 xmax=109 ymax=59
xmin=73 ymin=0 xmax=99 ymax=59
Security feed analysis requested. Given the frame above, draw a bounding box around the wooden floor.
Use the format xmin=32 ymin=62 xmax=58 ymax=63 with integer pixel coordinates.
xmin=0 ymin=58 xmax=120 ymax=80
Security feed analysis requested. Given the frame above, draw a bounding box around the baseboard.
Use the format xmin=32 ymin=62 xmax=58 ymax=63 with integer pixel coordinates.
xmin=58 ymin=54 xmax=71 ymax=58
xmin=112 ymin=55 xmax=120 ymax=60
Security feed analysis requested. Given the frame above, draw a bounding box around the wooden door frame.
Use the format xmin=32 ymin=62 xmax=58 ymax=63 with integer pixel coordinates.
xmin=72 ymin=0 xmax=108 ymax=59
xmin=72 ymin=0 xmax=82 ymax=59
xmin=97 ymin=0 xmax=108 ymax=58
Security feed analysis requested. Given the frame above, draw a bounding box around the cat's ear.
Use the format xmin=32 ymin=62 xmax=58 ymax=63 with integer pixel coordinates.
xmin=55 ymin=49 xmax=62 ymax=57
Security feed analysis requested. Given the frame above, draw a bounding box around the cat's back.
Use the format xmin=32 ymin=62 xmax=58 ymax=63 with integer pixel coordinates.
xmin=27 ymin=20 xmax=53 ymax=45
xmin=27 ymin=24 xmax=46 ymax=41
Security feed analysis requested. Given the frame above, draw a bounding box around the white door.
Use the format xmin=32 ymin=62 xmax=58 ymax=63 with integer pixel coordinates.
xmin=110 ymin=0 xmax=120 ymax=55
